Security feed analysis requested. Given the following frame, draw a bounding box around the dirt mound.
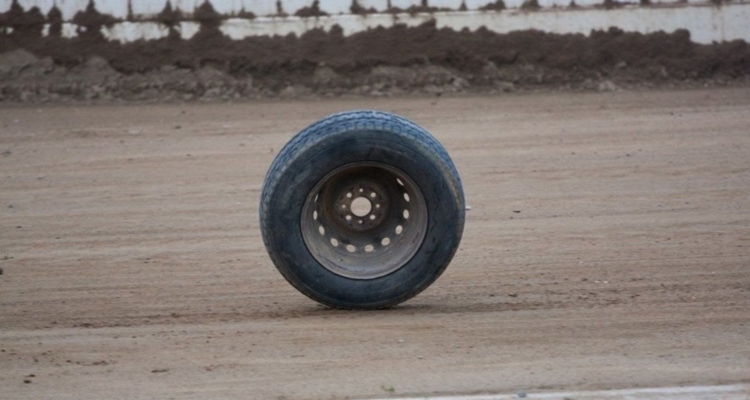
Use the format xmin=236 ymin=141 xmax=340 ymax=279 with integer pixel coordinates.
xmin=0 ymin=49 xmax=39 ymax=72
xmin=1 ymin=14 xmax=749 ymax=102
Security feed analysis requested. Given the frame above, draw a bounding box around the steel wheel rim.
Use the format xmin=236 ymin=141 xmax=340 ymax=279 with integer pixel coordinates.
xmin=300 ymin=162 xmax=428 ymax=280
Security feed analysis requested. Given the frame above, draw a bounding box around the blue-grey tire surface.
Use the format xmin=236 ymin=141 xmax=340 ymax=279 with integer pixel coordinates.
xmin=260 ymin=110 xmax=465 ymax=309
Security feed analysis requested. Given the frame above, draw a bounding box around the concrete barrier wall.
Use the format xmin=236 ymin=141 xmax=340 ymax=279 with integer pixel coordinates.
xmin=1 ymin=0 xmax=749 ymax=44
xmin=6 ymin=0 xmax=742 ymax=19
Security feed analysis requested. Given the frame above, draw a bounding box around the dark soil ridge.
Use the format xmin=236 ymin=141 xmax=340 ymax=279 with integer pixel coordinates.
xmin=1 ymin=14 xmax=749 ymax=102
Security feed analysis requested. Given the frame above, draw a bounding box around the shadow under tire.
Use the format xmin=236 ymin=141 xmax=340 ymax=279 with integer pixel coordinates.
xmin=260 ymin=110 xmax=465 ymax=309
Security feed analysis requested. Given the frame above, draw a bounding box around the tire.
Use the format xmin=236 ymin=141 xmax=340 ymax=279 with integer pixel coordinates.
xmin=259 ymin=110 xmax=465 ymax=309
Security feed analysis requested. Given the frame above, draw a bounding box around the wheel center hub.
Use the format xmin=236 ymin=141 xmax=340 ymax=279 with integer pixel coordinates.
xmin=334 ymin=181 xmax=389 ymax=231
xmin=350 ymin=197 xmax=372 ymax=217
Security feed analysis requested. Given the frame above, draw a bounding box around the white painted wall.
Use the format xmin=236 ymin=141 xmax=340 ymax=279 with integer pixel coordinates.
xmin=2 ymin=0 xmax=749 ymax=45
xmin=3 ymin=0 xmax=742 ymax=18
xmin=129 ymin=0 xmax=168 ymax=18
xmin=48 ymin=0 xmax=89 ymax=20
xmin=16 ymin=0 xmax=54 ymax=14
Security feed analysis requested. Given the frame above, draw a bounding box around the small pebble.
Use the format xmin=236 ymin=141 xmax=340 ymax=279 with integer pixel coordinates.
xmin=465 ymin=205 xmax=472 ymax=211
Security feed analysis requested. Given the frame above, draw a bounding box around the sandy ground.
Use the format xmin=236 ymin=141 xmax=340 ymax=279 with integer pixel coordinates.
xmin=1 ymin=88 xmax=749 ymax=399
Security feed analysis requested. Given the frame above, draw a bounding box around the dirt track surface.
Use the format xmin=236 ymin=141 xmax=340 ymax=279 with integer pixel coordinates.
xmin=1 ymin=88 xmax=749 ymax=399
